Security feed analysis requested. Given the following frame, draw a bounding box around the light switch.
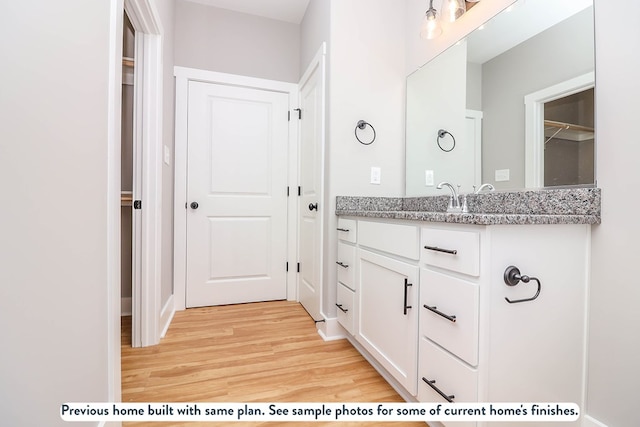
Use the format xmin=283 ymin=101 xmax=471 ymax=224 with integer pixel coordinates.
xmin=370 ymin=167 xmax=381 ymax=185
xmin=425 ymin=170 xmax=434 ymax=186
xmin=495 ymin=169 xmax=510 ymax=182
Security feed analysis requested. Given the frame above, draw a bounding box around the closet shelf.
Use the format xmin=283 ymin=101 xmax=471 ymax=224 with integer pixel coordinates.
xmin=544 ymin=120 xmax=594 ymax=142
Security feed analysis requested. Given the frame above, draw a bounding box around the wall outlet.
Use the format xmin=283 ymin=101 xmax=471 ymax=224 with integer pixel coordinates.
xmin=425 ymin=170 xmax=434 ymax=186
xmin=370 ymin=167 xmax=381 ymax=185
xmin=495 ymin=169 xmax=510 ymax=182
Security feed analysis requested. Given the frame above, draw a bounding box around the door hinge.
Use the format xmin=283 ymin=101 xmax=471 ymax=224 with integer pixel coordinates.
xmin=287 ymin=186 xmax=290 ymax=197
xmin=298 ymin=186 xmax=301 ymax=196
xmin=288 ymin=111 xmax=290 ymax=121
xmin=133 ymin=200 xmax=142 ymax=210
xmin=297 ymin=262 xmax=300 ymax=273
xmin=286 ymin=262 xmax=289 ymax=272
xmin=294 ymin=108 xmax=302 ymax=120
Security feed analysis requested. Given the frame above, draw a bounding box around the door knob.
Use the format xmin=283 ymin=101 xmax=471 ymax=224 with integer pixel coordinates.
xmin=190 ymin=201 xmax=199 ymax=210
xmin=308 ymin=203 xmax=318 ymax=211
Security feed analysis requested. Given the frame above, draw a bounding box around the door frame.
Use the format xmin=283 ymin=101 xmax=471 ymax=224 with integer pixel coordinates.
xmin=108 ymin=0 xmax=165 ymax=407
xmin=123 ymin=0 xmax=164 ymax=348
xmin=173 ymin=67 xmax=299 ymax=311
xmin=524 ymin=71 xmax=595 ymax=188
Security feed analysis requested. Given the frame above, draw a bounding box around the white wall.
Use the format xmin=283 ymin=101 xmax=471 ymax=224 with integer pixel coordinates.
xmin=0 ymin=0 xmax=119 ymax=425
xmin=155 ymin=0 xmax=177 ymax=312
xmin=588 ymin=1 xmax=640 ymax=425
xmin=174 ymin=0 xmax=300 ymax=83
xmin=323 ymin=0 xmax=407 ymax=316
xmin=300 ymin=0 xmax=330 ymax=73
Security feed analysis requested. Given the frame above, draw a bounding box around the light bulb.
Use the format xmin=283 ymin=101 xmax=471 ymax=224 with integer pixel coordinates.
xmin=442 ymin=0 xmax=466 ymax=23
xmin=420 ymin=8 xmax=442 ymax=39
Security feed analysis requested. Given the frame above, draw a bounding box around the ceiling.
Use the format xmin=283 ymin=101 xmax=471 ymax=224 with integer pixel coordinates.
xmin=183 ymin=0 xmax=311 ymax=24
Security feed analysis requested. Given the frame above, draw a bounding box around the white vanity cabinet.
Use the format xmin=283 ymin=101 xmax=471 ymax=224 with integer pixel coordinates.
xmin=416 ymin=223 xmax=589 ymax=427
xmin=336 ymin=216 xmax=590 ymax=426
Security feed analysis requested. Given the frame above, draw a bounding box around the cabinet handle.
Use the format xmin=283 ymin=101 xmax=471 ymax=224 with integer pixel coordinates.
xmin=424 ymin=245 xmax=458 ymax=255
xmin=336 ymin=261 xmax=349 ymax=269
xmin=335 ymin=303 xmax=348 ymax=313
xmin=422 ymin=377 xmax=455 ymax=402
xmin=403 ymin=278 xmax=413 ymax=315
xmin=336 ymin=228 xmax=350 ymax=232
xmin=423 ymin=304 xmax=457 ymax=323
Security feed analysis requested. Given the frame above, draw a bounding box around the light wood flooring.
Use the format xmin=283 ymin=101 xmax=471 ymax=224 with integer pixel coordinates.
xmin=121 ymin=300 xmax=427 ymax=426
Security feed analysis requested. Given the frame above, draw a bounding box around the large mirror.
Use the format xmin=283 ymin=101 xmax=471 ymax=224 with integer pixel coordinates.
xmin=405 ymin=0 xmax=595 ymax=196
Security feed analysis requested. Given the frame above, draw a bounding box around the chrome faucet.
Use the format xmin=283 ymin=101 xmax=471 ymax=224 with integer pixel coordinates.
xmin=437 ymin=181 xmax=462 ymax=213
xmin=474 ymin=183 xmax=495 ymax=194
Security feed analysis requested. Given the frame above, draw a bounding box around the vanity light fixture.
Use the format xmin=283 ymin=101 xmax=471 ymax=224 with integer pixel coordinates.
xmin=420 ymin=0 xmax=442 ymax=39
xmin=421 ymin=0 xmax=480 ymax=40
xmin=442 ymin=0 xmax=466 ymax=23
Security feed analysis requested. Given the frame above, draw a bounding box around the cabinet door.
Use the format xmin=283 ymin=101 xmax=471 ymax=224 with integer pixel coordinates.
xmin=357 ymin=249 xmax=419 ymax=395
xmin=485 ymin=225 xmax=588 ymax=427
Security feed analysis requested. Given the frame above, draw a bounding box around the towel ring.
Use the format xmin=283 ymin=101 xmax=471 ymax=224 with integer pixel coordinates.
xmin=437 ymin=129 xmax=456 ymax=152
xmin=355 ymin=120 xmax=376 ymax=145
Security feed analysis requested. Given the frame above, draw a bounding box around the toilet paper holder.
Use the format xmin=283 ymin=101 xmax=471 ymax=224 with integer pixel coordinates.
xmin=503 ymin=265 xmax=542 ymax=304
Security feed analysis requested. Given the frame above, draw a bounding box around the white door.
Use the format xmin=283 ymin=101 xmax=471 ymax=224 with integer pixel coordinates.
xmin=186 ymin=81 xmax=289 ymax=308
xmin=297 ymin=55 xmax=325 ymax=321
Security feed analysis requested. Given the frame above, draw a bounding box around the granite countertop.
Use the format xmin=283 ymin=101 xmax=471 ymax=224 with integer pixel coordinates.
xmin=335 ymin=188 xmax=601 ymax=225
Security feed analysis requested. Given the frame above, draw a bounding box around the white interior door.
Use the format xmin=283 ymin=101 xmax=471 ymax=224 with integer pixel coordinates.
xmin=297 ymin=52 xmax=325 ymax=321
xmin=186 ymin=81 xmax=289 ymax=308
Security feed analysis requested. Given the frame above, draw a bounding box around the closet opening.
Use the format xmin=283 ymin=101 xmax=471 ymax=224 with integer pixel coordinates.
xmin=121 ymin=12 xmax=135 ymax=344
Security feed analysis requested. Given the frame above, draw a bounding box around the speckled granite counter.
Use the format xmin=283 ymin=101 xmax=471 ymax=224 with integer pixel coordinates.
xmin=335 ymin=188 xmax=601 ymax=225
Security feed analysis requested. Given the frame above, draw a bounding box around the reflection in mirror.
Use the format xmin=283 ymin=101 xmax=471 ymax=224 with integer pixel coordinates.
xmin=405 ymin=0 xmax=595 ymax=196
xmin=543 ymin=89 xmax=595 ymax=187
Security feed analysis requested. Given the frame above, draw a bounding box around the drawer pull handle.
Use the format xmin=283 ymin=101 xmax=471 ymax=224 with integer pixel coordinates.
xmin=423 ymin=304 xmax=457 ymax=323
xmin=403 ymin=278 xmax=413 ymax=315
xmin=424 ymin=245 xmax=458 ymax=255
xmin=422 ymin=377 xmax=455 ymax=402
xmin=335 ymin=303 xmax=348 ymax=313
xmin=336 ymin=228 xmax=350 ymax=232
xmin=336 ymin=261 xmax=349 ymax=269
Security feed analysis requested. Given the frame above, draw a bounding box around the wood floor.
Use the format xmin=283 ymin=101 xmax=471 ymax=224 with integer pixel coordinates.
xmin=121 ymin=300 xmax=427 ymax=426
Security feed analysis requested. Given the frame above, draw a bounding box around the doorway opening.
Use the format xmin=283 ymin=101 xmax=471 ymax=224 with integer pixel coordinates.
xmin=543 ymin=88 xmax=595 ymax=187
xmin=524 ymin=72 xmax=595 ymax=188
xmin=120 ymin=12 xmax=135 ymax=341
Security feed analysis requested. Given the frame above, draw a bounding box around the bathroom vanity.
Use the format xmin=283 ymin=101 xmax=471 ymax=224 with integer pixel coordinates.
xmin=334 ymin=188 xmax=600 ymax=427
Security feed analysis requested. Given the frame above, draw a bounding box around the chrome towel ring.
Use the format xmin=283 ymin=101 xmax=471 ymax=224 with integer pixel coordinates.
xmin=437 ymin=129 xmax=456 ymax=152
xmin=355 ymin=120 xmax=376 ymax=145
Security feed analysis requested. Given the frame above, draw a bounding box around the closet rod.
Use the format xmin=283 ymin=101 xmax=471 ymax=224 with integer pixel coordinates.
xmin=544 ymin=120 xmax=593 ymax=133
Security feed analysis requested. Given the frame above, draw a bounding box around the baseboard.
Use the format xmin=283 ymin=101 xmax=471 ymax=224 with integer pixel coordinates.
xmin=159 ymin=294 xmax=175 ymax=338
xmin=120 ymin=297 xmax=132 ymax=316
xmin=316 ymin=317 xmax=347 ymax=341
xmin=583 ymin=415 xmax=608 ymax=427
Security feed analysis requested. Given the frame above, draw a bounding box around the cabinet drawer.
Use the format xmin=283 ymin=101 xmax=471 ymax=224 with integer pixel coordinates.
xmin=418 ymin=337 xmax=478 ymax=406
xmin=336 ymin=283 xmax=355 ymax=335
xmin=358 ymin=221 xmax=419 ymax=260
xmin=337 ymin=218 xmax=357 ymax=243
xmin=337 ymin=242 xmax=356 ymax=291
xmin=420 ymin=269 xmax=479 ymax=366
xmin=421 ymin=228 xmax=479 ymax=276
